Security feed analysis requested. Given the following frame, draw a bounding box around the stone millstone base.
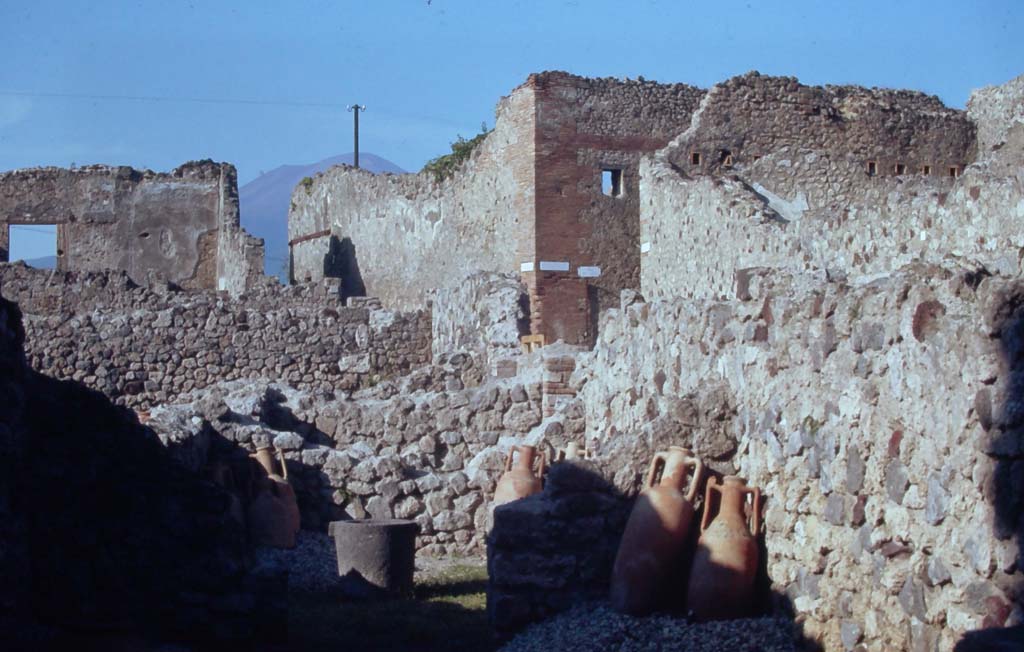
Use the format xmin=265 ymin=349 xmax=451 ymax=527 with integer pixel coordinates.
xmin=329 ymin=519 xmax=419 ymax=599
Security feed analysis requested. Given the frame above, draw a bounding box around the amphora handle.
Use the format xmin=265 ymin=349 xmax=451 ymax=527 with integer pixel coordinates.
xmin=505 ymin=446 xmax=545 ymax=477
xmin=748 ymin=486 xmax=762 ymax=535
xmin=277 ymin=448 xmax=289 ymax=481
xmin=700 ymin=476 xmax=721 ymax=532
xmin=684 ymin=455 xmax=706 ymax=503
xmin=503 ymin=448 xmax=516 ymax=472
xmin=645 ymin=452 xmax=668 ymax=489
xmin=700 ymin=479 xmax=762 ymax=534
xmin=646 ymin=450 xmax=704 ymax=500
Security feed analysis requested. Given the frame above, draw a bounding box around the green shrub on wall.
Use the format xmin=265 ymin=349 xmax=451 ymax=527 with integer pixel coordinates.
xmin=421 ymin=123 xmax=491 ymax=183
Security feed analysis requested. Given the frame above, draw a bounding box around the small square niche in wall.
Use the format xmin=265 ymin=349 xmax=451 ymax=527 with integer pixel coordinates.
xmin=602 ymin=169 xmax=622 ymax=197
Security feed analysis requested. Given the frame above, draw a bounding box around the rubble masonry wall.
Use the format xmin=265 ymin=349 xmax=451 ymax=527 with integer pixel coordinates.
xmin=577 ymin=266 xmax=1024 ymax=651
xmin=0 ymin=265 xmax=430 ymax=409
xmin=0 ymin=161 xmax=265 ymax=296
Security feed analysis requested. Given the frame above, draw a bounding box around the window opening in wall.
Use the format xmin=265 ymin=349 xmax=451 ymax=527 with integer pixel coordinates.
xmin=8 ymin=224 xmax=58 ymax=269
xmin=894 ymin=163 xmax=906 ymax=175
xmin=921 ymin=165 xmax=932 ymax=175
xmin=720 ymin=150 xmax=733 ymax=167
xmin=690 ymin=152 xmax=702 ymax=165
xmin=949 ymin=166 xmax=960 ymax=178
xmin=601 ymin=168 xmax=622 ymax=197
xmin=866 ymin=161 xmax=877 ymax=176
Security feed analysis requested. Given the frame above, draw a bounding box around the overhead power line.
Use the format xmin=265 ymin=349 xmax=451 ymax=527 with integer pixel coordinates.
xmin=0 ymin=90 xmax=345 ymax=109
xmin=9 ymin=225 xmax=57 ymax=234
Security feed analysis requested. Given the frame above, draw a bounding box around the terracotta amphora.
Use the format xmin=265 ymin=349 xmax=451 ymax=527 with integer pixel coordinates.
xmin=685 ymin=475 xmax=762 ymax=621
xmin=556 ymin=441 xmax=589 ymax=462
xmin=493 ymin=445 xmax=545 ymax=506
xmin=610 ymin=446 xmax=705 ymax=615
xmin=247 ymin=446 xmax=301 ymax=548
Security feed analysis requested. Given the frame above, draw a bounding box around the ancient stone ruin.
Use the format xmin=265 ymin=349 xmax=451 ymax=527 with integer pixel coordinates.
xmin=2 ymin=69 xmax=1023 ymax=651
xmin=0 ymin=160 xmax=264 ymax=295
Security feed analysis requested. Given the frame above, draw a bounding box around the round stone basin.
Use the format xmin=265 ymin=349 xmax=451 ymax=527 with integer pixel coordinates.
xmin=328 ymin=518 xmax=420 ymax=599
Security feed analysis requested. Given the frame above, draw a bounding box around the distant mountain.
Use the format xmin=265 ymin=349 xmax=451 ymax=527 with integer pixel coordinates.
xmin=239 ymin=153 xmax=405 ymax=279
xmin=19 ymin=255 xmax=56 ymax=269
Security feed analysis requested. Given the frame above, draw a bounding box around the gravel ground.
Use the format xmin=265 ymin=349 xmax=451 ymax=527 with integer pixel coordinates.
xmin=500 ymin=602 xmax=801 ymax=652
xmin=254 ymin=530 xmax=486 ymax=594
xmin=254 ymin=531 xmax=344 ymax=594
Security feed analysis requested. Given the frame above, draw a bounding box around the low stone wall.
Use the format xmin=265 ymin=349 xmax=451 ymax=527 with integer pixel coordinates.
xmin=148 ymin=347 xmax=588 ymax=556
xmin=0 ymin=265 xmax=430 ymax=408
xmin=487 ymin=460 xmax=630 ymax=633
xmin=572 ymin=265 xmax=1024 ymax=651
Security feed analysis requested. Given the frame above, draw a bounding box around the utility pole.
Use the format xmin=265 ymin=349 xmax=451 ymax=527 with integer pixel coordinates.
xmin=347 ymin=104 xmax=366 ymax=168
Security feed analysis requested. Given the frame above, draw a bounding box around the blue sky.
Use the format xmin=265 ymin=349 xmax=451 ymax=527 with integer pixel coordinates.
xmin=2 ymin=0 xmax=1023 ymax=258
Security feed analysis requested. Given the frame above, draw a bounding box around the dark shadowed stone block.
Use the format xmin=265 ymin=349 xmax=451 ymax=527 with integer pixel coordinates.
xmin=954 ymin=625 xmax=1024 ymax=652
xmin=545 ymin=459 xmax=615 ymax=496
xmin=329 ymin=518 xmax=419 ymax=599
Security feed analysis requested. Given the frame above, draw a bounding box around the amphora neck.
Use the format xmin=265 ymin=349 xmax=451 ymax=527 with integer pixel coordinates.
xmin=515 ymin=445 xmax=537 ymax=469
xmin=718 ymin=476 xmax=748 ymax=517
xmin=659 ymin=448 xmax=693 ymax=489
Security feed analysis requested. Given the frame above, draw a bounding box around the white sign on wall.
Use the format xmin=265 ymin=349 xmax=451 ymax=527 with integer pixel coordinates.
xmin=539 ymin=261 xmax=570 ymax=272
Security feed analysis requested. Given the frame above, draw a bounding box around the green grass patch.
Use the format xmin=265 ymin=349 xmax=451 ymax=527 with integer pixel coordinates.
xmin=288 ymin=563 xmax=493 ymax=652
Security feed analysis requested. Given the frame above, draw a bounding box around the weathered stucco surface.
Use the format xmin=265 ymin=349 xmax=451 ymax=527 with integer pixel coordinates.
xmin=0 ymin=160 xmax=264 ymax=295
xmin=290 ymin=72 xmax=704 ymax=345
xmin=288 ymin=84 xmax=536 ymax=308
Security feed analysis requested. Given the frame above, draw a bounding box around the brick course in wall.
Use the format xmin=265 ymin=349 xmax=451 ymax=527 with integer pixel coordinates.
xmin=290 ymin=71 xmax=704 ymax=347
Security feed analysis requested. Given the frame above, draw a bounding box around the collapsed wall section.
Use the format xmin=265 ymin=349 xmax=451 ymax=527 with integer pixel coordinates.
xmin=288 ymin=86 xmax=537 ymax=309
xmin=0 ymin=161 xmax=264 ymax=295
xmin=967 ymin=73 xmax=1024 ymax=154
xmin=639 ymin=73 xmax=988 ymax=302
